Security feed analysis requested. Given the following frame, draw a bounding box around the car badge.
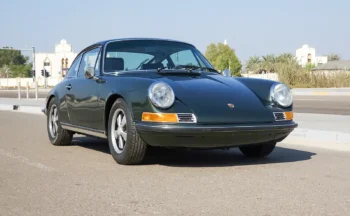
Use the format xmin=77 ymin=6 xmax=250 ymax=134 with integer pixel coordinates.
xmin=227 ymin=103 xmax=235 ymax=108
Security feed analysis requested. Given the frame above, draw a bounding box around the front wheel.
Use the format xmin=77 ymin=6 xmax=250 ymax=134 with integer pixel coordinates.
xmin=239 ymin=142 xmax=276 ymax=157
xmin=46 ymin=97 xmax=73 ymax=146
xmin=107 ymin=98 xmax=147 ymax=165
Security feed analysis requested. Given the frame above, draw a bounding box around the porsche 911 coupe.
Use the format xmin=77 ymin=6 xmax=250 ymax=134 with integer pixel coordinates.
xmin=42 ymin=38 xmax=298 ymax=165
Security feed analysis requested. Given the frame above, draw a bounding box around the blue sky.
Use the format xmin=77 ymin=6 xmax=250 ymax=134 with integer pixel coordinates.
xmin=1 ymin=0 xmax=349 ymax=64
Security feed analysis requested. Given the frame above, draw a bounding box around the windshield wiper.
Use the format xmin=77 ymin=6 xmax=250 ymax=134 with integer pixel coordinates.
xmin=173 ymin=65 xmax=220 ymax=74
xmin=156 ymin=66 xmax=201 ymax=75
xmin=157 ymin=67 xmax=167 ymax=72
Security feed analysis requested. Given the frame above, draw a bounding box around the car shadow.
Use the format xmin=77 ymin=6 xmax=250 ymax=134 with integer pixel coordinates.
xmin=71 ymin=136 xmax=316 ymax=167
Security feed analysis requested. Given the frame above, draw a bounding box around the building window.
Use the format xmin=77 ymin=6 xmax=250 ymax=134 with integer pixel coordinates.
xmin=65 ymin=58 xmax=68 ymax=69
xmin=44 ymin=62 xmax=50 ymax=66
xmin=307 ymin=53 xmax=312 ymax=63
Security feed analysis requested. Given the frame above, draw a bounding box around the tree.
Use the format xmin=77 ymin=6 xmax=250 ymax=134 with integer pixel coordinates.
xmin=261 ymin=54 xmax=277 ymax=73
xmin=327 ymin=53 xmax=341 ymax=61
xmin=0 ymin=47 xmax=31 ymax=78
xmin=245 ymin=56 xmax=261 ymax=73
xmin=204 ymin=42 xmax=242 ymax=76
xmin=245 ymin=53 xmax=300 ymax=74
xmin=0 ymin=65 xmax=11 ymax=78
xmin=276 ymin=53 xmax=295 ymax=63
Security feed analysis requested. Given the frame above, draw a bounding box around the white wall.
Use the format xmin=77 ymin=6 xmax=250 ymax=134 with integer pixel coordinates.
xmin=241 ymin=73 xmax=279 ymax=81
xmin=0 ymin=77 xmax=63 ymax=88
xmin=315 ymin=56 xmax=328 ymax=65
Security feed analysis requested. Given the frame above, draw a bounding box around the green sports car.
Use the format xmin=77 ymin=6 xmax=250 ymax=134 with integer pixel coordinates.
xmin=42 ymin=38 xmax=298 ymax=165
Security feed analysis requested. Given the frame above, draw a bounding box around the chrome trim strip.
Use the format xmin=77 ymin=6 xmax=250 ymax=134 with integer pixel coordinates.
xmin=61 ymin=123 xmax=107 ymax=139
xmin=136 ymin=121 xmax=298 ymax=133
xmin=176 ymin=113 xmax=197 ymax=123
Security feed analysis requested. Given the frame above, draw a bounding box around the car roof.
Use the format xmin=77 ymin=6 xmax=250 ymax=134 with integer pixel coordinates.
xmin=90 ymin=37 xmax=195 ymax=47
xmin=77 ymin=38 xmax=197 ymax=57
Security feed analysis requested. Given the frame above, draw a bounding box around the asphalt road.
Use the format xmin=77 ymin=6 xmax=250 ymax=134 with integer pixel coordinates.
xmin=293 ymin=95 xmax=350 ymax=115
xmin=1 ymin=111 xmax=350 ymax=215
xmin=1 ymin=90 xmax=350 ymax=115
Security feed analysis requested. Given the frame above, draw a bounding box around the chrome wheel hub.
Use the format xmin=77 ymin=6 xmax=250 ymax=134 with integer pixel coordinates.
xmin=111 ymin=109 xmax=127 ymax=154
xmin=49 ymin=104 xmax=58 ymax=138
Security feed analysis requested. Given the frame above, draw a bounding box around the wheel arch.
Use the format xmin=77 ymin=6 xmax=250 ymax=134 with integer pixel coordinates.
xmin=104 ymin=93 xmax=133 ymax=135
xmin=46 ymin=94 xmax=56 ymax=110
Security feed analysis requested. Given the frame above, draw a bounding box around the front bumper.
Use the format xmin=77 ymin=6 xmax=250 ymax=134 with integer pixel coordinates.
xmin=135 ymin=121 xmax=298 ymax=148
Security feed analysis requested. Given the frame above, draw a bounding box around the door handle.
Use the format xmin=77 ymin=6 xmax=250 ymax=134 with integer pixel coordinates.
xmin=66 ymin=84 xmax=72 ymax=90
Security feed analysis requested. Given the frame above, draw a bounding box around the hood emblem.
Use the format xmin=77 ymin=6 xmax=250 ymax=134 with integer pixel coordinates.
xmin=227 ymin=103 xmax=235 ymax=108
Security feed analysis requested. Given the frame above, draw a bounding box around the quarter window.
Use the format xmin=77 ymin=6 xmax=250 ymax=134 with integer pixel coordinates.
xmin=66 ymin=55 xmax=82 ymax=77
xmin=78 ymin=47 xmax=101 ymax=77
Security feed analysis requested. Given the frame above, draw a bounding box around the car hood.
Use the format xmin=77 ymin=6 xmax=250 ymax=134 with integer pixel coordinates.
xmin=157 ymin=74 xmax=275 ymax=124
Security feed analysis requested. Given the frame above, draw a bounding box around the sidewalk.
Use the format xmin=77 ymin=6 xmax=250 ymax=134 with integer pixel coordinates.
xmin=286 ymin=113 xmax=350 ymax=148
xmin=0 ymin=98 xmax=45 ymax=107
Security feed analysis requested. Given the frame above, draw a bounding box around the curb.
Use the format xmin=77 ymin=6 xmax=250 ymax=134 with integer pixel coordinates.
xmin=0 ymin=104 xmax=44 ymax=115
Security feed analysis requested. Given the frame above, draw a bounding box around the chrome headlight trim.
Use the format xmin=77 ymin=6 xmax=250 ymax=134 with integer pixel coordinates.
xmin=270 ymin=83 xmax=293 ymax=107
xmin=148 ymin=81 xmax=175 ymax=109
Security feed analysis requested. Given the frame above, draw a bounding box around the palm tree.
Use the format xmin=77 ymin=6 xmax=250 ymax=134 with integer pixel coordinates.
xmin=327 ymin=53 xmax=341 ymax=61
xmin=261 ymin=54 xmax=277 ymax=72
xmin=245 ymin=56 xmax=261 ymax=73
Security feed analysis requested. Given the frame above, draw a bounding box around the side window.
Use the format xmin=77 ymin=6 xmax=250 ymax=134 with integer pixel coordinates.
xmin=65 ymin=55 xmax=82 ymax=77
xmin=78 ymin=47 xmax=101 ymax=77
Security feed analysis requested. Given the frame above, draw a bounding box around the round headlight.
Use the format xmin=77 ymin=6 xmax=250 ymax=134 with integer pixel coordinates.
xmin=271 ymin=83 xmax=293 ymax=107
xmin=148 ymin=81 xmax=175 ymax=108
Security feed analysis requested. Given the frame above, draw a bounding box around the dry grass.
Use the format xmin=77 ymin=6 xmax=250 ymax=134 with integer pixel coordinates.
xmin=276 ymin=63 xmax=350 ymax=88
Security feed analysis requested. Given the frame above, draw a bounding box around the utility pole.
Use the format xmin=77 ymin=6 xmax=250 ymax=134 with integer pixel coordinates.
xmin=32 ymin=47 xmax=35 ymax=82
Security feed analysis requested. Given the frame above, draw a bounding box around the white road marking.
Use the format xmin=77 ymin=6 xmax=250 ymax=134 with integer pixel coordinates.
xmin=0 ymin=149 xmax=55 ymax=172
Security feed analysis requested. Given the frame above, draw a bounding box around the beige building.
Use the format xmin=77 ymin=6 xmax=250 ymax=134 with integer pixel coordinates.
xmin=34 ymin=39 xmax=77 ymax=79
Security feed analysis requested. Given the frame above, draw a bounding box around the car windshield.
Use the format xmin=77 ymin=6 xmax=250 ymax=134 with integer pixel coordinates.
xmin=103 ymin=40 xmax=215 ymax=73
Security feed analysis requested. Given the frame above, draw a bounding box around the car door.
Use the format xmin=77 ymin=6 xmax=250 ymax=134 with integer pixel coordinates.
xmin=66 ymin=46 xmax=102 ymax=129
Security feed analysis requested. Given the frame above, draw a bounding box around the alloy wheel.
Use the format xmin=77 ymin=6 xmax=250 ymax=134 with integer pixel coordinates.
xmin=111 ymin=108 xmax=127 ymax=154
xmin=49 ymin=104 xmax=58 ymax=138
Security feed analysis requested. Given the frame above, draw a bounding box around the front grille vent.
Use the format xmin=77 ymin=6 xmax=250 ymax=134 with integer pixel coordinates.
xmin=177 ymin=113 xmax=197 ymax=123
xmin=273 ymin=112 xmax=286 ymax=121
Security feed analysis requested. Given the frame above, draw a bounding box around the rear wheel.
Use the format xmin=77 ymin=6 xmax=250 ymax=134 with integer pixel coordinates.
xmin=107 ymin=98 xmax=147 ymax=165
xmin=239 ymin=141 xmax=276 ymax=157
xmin=46 ymin=97 xmax=73 ymax=146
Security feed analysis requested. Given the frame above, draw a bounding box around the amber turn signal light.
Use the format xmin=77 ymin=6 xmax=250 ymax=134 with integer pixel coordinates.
xmin=284 ymin=111 xmax=293 ymax=120
xmin=142 ymin=112 xmax=178 ymax=123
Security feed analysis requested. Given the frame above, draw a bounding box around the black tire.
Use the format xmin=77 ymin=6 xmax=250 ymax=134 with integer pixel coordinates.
xmin=46 ymin=97 xmax=73 ymax=146
xmin=107 ymin=98 xmax=147 ymax=165
xmin=239 ymin=141 xmax=276 ymax=157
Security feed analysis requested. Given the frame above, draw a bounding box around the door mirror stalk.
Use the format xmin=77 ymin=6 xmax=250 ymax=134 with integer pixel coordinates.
xmin=85 ymin=67 xmax=95 ymax=79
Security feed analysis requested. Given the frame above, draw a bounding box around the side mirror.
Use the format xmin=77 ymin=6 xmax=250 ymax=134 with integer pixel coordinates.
xmin=222 ymin=69 xmax=230 ymax=77
xmin=85 ymin=67 xmax=94 ymax=79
